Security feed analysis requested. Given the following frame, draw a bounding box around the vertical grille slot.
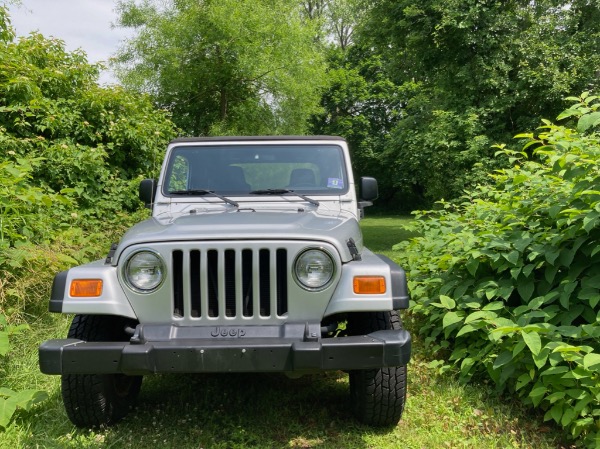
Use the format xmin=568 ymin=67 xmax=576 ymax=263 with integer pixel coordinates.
xmin=171 ymin=246 xmax=288 ymax=320
xmin=225 ymin=249 xmax=236 ymax=317
xmin=276 ymin=249 xmax=288 ymax=316
xmin=242 ymin=249 xmax=253 ymax=317
xmin=190 ymin=250 xmax=201 ymax=317
xmin=207 ymin=250 xmax=219 ymax=317
xmin=172 ymin=250 xmax=184 ymax=317
xmin=259 ymin=249 xmax=270 ymax=317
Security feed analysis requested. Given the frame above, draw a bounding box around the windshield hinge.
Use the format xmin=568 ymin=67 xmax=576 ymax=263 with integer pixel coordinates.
xmin=347 ymin=238 xmax=361 ymax=261
xmin=105 ymin=243 xmax=118 ymax=264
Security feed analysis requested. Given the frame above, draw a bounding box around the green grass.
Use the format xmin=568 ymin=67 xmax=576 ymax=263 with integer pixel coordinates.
xmin=0 ymin=216 xmax=568 ymax=448
xmin=359 ymin=216 xmax=418 ymax=258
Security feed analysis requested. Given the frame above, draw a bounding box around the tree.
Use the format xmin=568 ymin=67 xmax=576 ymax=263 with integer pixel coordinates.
xmin=114 ymin=0 xmax=327 ymax=136
xmin=310 ymin=46 xmax=404 ymax=206
xmin=349 ymin=0 xmax=600 ymax=209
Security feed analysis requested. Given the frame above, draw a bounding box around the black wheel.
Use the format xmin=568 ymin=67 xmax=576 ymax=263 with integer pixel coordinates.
xmin=61 ymin=315 xmax=142 ymax=427
xmin=348 ymin=310 xmax=407 ymax=427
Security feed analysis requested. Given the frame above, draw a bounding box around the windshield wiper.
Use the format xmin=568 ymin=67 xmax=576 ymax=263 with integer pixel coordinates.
xmin=169 ymin=189 xmax=239 ymax=207
xmin=249 ymin=189 xmax=320 ymax=207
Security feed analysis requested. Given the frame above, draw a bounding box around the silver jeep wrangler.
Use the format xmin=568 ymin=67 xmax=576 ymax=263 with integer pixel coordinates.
xmin=39 ymin=136 xmax=411 ymax=428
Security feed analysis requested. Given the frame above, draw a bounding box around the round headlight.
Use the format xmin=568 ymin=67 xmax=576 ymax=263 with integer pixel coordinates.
xmin=294 ymin=249 xmax=335 ymax=290
xmin=124 ymin=250 xmax=165 ymax=292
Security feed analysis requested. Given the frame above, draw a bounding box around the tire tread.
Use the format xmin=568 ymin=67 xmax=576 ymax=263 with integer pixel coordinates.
xmin=348 ymin=310 xmax=407 ymax=426
xmin=61 ymin=315 xmax=141 ymax=428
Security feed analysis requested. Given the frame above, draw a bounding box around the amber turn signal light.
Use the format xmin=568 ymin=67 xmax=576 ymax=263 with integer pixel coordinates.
xmin=353 ymin=276 xmax=386 ymax=294
xmin=70 ymin=279 xmax=103 ymax=297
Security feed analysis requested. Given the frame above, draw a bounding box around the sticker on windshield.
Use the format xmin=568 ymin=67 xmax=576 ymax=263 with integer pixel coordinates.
xmin=327 ymin=178 xmax=344 ymax=189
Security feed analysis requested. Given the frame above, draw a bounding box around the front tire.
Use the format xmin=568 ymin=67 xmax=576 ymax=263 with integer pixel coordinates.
xmin=61 ymin=315 xmax=142 ymax=427
xmin=348 ymin=311 xmax=407 ymax=426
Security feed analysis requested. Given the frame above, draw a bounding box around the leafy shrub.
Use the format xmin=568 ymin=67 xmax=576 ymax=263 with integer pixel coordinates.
xmin=0 ymin=155 xmax=72 ymax=250
xmin=0 ymin=313 xmax=48 ymax=429
xmin=394 ymin=93 xmax=600 ymax=447
xmin=0 ymin=16 xmax=177 ymax=218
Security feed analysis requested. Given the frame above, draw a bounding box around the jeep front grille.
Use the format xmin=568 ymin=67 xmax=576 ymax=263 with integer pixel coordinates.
xmin=171 ymin=248 xmax=288 ymax=319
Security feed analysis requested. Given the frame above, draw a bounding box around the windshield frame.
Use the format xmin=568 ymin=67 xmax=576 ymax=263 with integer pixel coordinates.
xmin=161 ymin=143 xmax=350 ymax=198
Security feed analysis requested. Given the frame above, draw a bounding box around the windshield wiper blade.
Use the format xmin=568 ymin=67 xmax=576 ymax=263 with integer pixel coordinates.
xmin=249 ymin=189 xmax=319 ymax=206
xmin=169 ymin=189 xmax=239 ymax=207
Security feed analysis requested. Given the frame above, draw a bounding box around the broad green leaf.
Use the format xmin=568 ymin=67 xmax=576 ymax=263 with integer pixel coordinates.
xmin=583 ymin=353 xmax=600 ymax=371
xmin=544 ymin=248 xmax=560 ymax=265
xmin=442 ymin=311 xmax=463 ymax=329
xmin=583 ymin=211 xmax=599 ymax=233
xmin=456 ymin=324 xmax=477 ymax=337
xmin=561 ymin=408 xmax=577 ymax=427
xmin=556 ymin=108 xmax=580 ymax=120
xmin=493 ymin=351 xmax=513 ymax=370
xmin=521 ymin=330 xmax=542 ymax=355
xmin=513 ymin=340 xmax=526 ymax=358
xmin=460 ymin=357 xmax=475 ymax=377
xmin=9 ymin=390 xmax=48 ymax=411
xmin=0 ymin=397 xmax=17 ymax=428
xmin=573 ymin=396 xmax=592 ymax=413
xmin=464 ymin=310 xmax=496 ymax=324
xmin=545 ymin=391 xmax=565 ymax=403
xmin=549 ymin=402 xmax=563 ymax=424
xmin=517 ymin=280 xmax=535 ymax=302
xmin=529 ymin=384 xmax=547 ymax=407
xmin=576 ymin=111 xmax=600 ymax=132
xmin=533 ymin=348 xmax=549 ymax=369
xmin=482 ymin=301 xmax=504 ymax=311
xmin=439 ymin=295 xmax=456 ymax=310
xmin=0 ymin=388 xmax=15 ymax=397
xmin=503 ymin=250 xmax=520 ymax=265
xmin=540 ymin=366 xmax=569 ymax=376
xmin=581 ymin=273 xmax=600 ymax=290
xmin=465 ymin=258 xmax=479 ymax=276
xmin=544 ymin=265 xmax=559 ymax=284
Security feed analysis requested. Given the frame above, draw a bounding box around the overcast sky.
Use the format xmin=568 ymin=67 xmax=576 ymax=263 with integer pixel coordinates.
xmin=7 ymin=0 xmax=133 ymax=85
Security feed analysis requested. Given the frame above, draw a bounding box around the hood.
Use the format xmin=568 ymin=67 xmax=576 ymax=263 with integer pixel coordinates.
xmin=114 ymin=210 xmax=363 ymax=263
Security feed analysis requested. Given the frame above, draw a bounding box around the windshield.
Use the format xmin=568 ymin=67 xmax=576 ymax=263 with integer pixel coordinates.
xmin=163 ymin=144 xmax=348 ymax=196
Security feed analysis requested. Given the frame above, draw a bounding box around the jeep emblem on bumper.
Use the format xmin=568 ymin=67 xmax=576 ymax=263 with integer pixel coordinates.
xmin=211 ymin=327 xmax=246 ymax=338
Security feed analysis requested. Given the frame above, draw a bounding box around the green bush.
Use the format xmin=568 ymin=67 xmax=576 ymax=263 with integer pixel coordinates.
xmin=395 ymin=93 xmax=600 ymax=447
xmin=0 ymin=15 xmax=177 ymax=218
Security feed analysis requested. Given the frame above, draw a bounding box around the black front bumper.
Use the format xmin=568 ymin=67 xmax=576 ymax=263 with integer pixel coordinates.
xmin=39 ymin=327 xmax=411 ymax=375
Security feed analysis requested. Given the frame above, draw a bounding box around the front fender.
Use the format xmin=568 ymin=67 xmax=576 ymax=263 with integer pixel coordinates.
xmin=49 ymin=260 xmax=136 ymax=319
xmin=324 ymin=249 xmax=409 ymax=317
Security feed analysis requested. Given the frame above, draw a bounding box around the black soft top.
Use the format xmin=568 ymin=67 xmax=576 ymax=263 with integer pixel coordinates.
xmin=169 ymin=136 xmax=346 ymax=144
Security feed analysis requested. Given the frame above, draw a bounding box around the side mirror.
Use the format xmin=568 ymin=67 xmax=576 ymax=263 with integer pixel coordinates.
xmin=139 ymin=179 xmax=157 ymax=209
xmin=360 ymin=177 xmax=378 ymax=202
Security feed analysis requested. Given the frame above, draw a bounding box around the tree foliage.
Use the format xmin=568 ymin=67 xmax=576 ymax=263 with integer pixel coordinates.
xmin=312 ymin=0 xmax=600 ymax=210
xmin=395 ymin=95 xmax=600 ymax=447
xmin=310 ymin=45 xmax=404 ymax=203
xmin=0 ymin=15 xmax=177 ymax=227
xmin=114 ymin=0 xmax=327 ymax=136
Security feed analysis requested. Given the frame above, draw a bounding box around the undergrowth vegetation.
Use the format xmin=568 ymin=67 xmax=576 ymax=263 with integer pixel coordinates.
xmin=395 ymin=93 xmax=600 ymax=447
xmin=0 ymin=6 xmax=177 ymax=428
